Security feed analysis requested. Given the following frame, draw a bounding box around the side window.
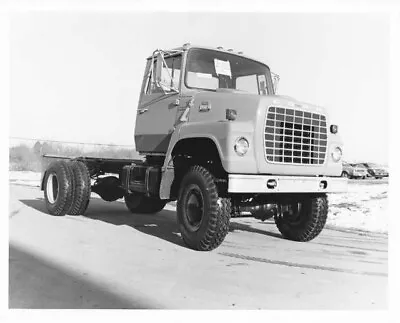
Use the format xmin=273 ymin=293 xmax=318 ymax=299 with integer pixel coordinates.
xmin=144 ymin=55 xmax=182 ymax=95
xmin=161 ymin=56 xmax=181 ymax=91
xmin=257 ymin=74 xmax=267 ymax=95
xmin=143 ymin=60 xmax=152 ymax=94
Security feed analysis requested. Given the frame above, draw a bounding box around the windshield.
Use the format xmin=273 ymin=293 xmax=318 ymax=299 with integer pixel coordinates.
xmin=185 ymin=48 xmax=273 ymax=95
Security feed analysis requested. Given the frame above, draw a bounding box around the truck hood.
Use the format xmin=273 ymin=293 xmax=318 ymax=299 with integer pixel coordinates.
xmin=189 ymin=91 xmax=327 ymax=123
xmin=182 ymin=90 xmax=342 ymax=177
xmin=266 ymin=95 xmax=327 ymax=115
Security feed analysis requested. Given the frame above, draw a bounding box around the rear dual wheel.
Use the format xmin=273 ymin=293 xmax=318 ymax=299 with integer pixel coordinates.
xmin=69 ymin=161 xmax=91 ymax=215
xmin=44 ymin=161 xmax=75 ymax=216
xmin=44 ymin=160 xmax=91 ymax=216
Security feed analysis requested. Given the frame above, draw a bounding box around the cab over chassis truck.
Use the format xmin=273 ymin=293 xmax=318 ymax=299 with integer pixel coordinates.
xmin=42 ymin=44 xmax=347 ymax=251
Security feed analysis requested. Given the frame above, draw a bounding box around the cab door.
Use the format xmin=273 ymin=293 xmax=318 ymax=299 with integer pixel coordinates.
xmin=135 ymin=54 xmax=183 ymax=154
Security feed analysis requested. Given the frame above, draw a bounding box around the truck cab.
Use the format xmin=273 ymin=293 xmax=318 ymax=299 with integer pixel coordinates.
xmin=136 ymin=44 xmax=343 ymax=177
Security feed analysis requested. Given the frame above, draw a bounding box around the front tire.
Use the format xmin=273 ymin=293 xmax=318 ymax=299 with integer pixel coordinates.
xmin=177 ymin=165 xmax=231 ymax=251
xmin=43 ymin=161 xmax=75 ymax=216
xmin=274 ymin=194 xmax=328 ymax=242
xmin=341 ymin=171 xmax=349 ymax=178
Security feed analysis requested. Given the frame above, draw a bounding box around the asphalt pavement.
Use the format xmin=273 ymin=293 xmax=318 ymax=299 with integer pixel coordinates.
xmin=9 ymin=184 xmax=388 ymax=309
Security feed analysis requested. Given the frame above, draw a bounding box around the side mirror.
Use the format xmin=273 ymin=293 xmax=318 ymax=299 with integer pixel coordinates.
xmin=155 ymin=52 xmax=163 ymax=84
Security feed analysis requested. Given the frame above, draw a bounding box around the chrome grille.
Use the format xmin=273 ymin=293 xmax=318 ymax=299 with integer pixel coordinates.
xmin=264 ymin=107 xmax=327 ymax=165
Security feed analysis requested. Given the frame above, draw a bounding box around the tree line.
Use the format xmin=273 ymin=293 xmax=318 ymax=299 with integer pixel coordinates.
xmin=9 ymin=141 xmax=141 ymax=172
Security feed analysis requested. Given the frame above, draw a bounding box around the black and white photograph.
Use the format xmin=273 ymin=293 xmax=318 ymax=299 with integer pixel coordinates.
xmin=3 ymin=0 xmax=399 ymax=318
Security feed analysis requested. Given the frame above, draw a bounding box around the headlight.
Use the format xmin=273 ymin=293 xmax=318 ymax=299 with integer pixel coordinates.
xmin=331 ymin=147 xmax=342 ymax=162
xmin=234 ymin=137 xmax=249 ymax=156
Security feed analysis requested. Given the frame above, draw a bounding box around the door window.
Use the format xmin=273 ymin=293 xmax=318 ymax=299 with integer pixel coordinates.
xmin=144 ymin=55 xmax=182 ymax=95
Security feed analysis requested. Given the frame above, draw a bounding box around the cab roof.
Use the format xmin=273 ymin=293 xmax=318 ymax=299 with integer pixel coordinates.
xmin=147 ymin=43 xmax=267 ymax=66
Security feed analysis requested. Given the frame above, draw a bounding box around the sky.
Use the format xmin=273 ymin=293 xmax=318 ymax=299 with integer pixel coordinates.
xmin=9 ymin=11 xmax=390 ymax=164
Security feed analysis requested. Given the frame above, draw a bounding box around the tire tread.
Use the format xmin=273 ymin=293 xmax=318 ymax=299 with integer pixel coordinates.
xmin=43 ymin=161 xmax=75 ymax=216
xmin=69 ymin=161 xmax=91 ymax=215
xmin=275 ymin=194 xmax=328 ymax=242
xmin=178 ymin=165 xmax=231 ymax=251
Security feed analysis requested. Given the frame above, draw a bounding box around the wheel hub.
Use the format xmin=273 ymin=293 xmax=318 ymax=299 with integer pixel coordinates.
xmin=281 ymin=202 xmax=303 ymax=225
xmin=46 ymin=173 xmax=59 ymax=204
xmin=185 ymin=187 xmax=204 ymax=231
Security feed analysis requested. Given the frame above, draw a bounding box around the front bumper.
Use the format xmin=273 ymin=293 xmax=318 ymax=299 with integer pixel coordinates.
xmin=228 ymin=174 xmax=347 ymax=193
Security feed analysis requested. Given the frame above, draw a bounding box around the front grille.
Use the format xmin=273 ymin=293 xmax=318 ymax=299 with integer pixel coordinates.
xmin=264 ymin=107 xmax=327 ymax=165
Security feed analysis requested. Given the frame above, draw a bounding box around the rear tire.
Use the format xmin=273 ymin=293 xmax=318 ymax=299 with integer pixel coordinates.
xmin=124 ymin=194 xmax=166 ymax=214
xmin=69 ymin=161 xmax=91 ymax=215
xmin=177 ymin=165 xmax=231 ymax=251
xmin=341 ymin=171 xmax=349 ymax=178
xmin=274 ymin=194 xmax=328 ymax=242
xmin=43 ymin=161 xmax=75 ymax=216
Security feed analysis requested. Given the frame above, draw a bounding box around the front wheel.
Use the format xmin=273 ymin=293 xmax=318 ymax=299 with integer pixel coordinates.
xmin=177 ymin=165 xmax=231 ymax=251
xmin=341 ymin=171 xmax=349 ymax=178
xmin=274 ymin=194 xmax=328 ymax=242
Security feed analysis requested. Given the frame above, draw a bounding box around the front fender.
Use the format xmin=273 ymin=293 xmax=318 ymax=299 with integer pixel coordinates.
xmin=177 ymin=121 xmax=258 ymax=173
xmin=158 ymin=120 xmax=257 ymax=199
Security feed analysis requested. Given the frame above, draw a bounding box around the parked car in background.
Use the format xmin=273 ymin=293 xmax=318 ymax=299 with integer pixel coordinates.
xmin=382 ymin=165 xmax=389 ymax=177
xmin=354 ymin=163 xmax=370 ymax=178
xmin=341 ymin=162 xmax=368 ymax=179
xmin=361 ymin=163 xmax=388 ymax=179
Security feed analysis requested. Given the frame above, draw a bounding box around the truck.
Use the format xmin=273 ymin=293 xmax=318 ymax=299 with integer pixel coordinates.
xmin=41 ymin=43 xmax=347 ymax=251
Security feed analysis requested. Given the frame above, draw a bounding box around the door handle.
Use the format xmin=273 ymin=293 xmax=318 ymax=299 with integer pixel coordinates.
xmin=138 ymin=108 xmax=148 ymax=114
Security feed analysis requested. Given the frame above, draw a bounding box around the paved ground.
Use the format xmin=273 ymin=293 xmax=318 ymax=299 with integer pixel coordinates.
xmin=9 ymin=184 xmax=388 ymax=309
